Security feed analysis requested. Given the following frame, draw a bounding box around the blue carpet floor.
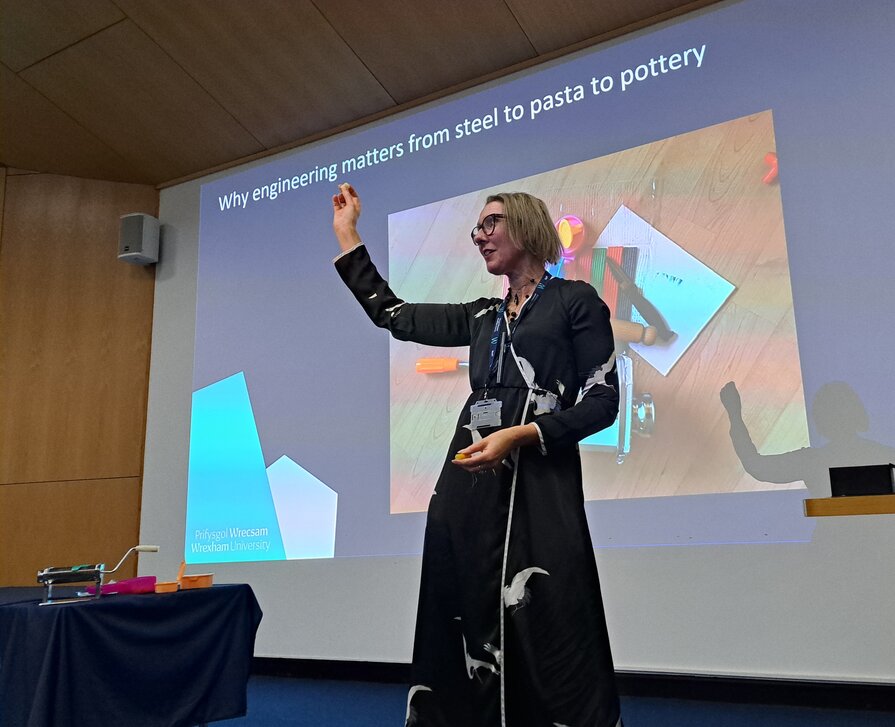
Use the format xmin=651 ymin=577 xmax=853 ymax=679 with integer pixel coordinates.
xmin=219 ymin=676 xmax=895 ymax=726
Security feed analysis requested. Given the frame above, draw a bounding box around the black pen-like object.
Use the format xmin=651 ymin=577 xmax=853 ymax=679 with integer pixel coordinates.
xmin=605 ymin=257 xmax=675 ymax=342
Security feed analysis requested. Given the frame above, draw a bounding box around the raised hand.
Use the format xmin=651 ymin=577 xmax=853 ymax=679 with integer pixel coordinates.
xmin=719 ymin=381 xmax=742 ymax=417
xmin=332 ymin=182 xmax=362 ymax=252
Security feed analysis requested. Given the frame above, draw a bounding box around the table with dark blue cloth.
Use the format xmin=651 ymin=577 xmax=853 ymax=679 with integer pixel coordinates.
xmin=0 ymin=584 xmax=262 ymax=727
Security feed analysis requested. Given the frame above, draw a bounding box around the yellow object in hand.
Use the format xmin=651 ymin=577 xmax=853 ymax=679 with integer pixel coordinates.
xmin=455 ymin=453 xmax=469 ymax=460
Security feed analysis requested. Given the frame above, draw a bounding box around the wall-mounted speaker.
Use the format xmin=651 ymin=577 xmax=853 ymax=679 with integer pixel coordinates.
xmin=118 ymin=213 xmax=159 ymax=265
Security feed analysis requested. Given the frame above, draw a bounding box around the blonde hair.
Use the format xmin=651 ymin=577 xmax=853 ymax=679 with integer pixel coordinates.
xmin=486 ymin=192 xmax=562 ymax=265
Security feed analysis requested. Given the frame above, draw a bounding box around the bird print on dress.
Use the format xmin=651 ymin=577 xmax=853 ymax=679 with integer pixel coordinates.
xmin=512 ymin=355 xmax=561 ymax=416
xmin=483 ymin=641 xmax=502 ymax=667
xmin=461 ymin=633 xmax=500 ymax=681
xmin=404 ymin=684 xmax=432 ymax=727
xmin=580 ymin=351 xmax=617 ymax=397
xmin=503 ymin=567 xmax=550 ymax=611
xmin=385 ymin=301 xmax=405 ymax=318
xmin=474 ymin=302 xmax=502 ymax=318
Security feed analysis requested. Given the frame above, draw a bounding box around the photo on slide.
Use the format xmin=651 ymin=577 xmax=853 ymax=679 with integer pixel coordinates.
xmin=387 ymin=110 xmax=808 ymax=514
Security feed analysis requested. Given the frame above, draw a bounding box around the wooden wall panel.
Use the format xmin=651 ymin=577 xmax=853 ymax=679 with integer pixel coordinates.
xmin=0 ymin=173 xmax=157 ymax=485
xmin=114 ymin=0 xmax=395 ymax=148
xmin=0 ymin=167 xmax=5 ymax=248
xmin=507 ymin=0 xmax=715 ymax=54
xmin=0 ymin=478 xmax=142 ymax=586
xmin=0 ymin=65 xmax=138 ymax=183
xmin=2 ymin=0 xmax=707 ymax=184
xmin=0 ymin=0 xmax=124 ymax=72
xmin=20 ymin=21 xmax=265 ymax=182
xmin=315 ymin=0 xmax=536 ymax=104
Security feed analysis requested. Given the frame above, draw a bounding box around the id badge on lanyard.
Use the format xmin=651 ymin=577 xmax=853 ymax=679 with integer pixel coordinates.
xmin=468 ymin=398 xmax=502 ymax=430
xmin=470 ymin=271 xmax=552 ymax=430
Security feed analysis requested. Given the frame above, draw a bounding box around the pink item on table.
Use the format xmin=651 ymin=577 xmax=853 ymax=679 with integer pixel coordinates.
xmin=85 ymin=575 xmax=157 ymax=595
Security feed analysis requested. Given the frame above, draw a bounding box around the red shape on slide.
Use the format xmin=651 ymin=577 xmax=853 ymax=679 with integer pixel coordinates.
xmin=601 ymin=246 xmax=623 ymax=317
xmin=763 ymin=152 xmax=778 ymax=184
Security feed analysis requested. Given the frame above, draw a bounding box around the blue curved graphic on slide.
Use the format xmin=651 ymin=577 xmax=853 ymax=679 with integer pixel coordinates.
xmin=186 ymin=372 xmax=287 ymax=563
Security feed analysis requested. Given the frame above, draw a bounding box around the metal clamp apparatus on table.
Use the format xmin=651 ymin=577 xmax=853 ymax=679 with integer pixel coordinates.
xmin=36 ymin=545 xmax=159 ymax=605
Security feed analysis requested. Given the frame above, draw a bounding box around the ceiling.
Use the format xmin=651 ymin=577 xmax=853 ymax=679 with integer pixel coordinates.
xmin=0 ymin=0 xmax=717 ymax=187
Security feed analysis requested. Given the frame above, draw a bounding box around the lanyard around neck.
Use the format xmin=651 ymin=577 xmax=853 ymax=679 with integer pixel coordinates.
xmin=486 ymin=271 xmax=552 ymax=388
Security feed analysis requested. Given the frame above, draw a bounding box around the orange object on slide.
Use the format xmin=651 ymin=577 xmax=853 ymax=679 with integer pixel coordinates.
xmin=415 ymin=357 xmax=468 ymax=374
xmin=555 ymin=214 xmax=585 ymax=255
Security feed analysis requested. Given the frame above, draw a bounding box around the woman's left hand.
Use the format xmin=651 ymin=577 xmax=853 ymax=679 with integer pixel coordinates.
xmin=452 ymin=424 xmax=539 ymax=473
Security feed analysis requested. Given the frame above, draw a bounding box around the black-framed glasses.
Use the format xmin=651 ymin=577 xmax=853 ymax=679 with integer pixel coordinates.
xmin=471 ymin=213 xmax=505 ymax=243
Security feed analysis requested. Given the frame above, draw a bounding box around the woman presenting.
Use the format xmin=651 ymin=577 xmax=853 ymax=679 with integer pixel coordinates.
xmin=333 ymin=183 xmax=622 ymax=727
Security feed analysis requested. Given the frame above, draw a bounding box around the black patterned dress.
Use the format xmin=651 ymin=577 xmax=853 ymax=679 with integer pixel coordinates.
xmin=335 ymin=245 xmax=621 ymax=727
